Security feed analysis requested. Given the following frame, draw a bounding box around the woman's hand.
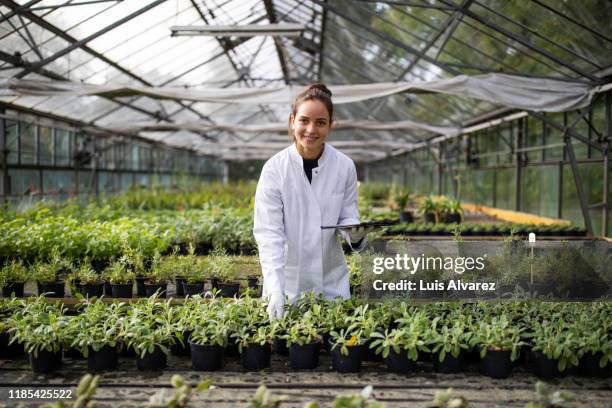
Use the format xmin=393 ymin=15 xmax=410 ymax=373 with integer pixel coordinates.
xmin=267 ymin=292 xmax=285 ymax=320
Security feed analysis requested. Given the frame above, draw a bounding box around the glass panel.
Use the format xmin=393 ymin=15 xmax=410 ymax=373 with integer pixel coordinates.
xmin=5 ymin=120 xmax=19 ymax=164
xmin=521 ymin=165 xmax=559 ymax=218
xmin=121 ymin=172 xmax=134 ymax=189
xmin=495 ymin=167 xmax=516 ymax=210
xmin=9 ymin=169 xmax=40 ymax=195
xmin=20 ymin=122 xmax=37 ymax=165
xmin=43 ymin=170 xmax=75 ymax=198
xmin=78 ymin=170 xmax=93 ymax=194
xmin=54 ymin=129 xmax=71 ymax=166
xmin=38 ymin=126 xmax=53 ymax=165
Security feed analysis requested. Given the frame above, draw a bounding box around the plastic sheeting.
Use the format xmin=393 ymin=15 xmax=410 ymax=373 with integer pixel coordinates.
xmin=0 ymin=74 xmax=604 ymax=112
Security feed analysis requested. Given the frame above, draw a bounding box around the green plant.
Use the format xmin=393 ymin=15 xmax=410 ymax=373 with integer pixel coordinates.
xmin=428 ymin=388 xmax=470 ymax=408
xmin=331 ymin=385 xmax=385 ymax=408
xmin=528 ymin=320 xmax=579 ymax=372
xmin=6 ymin=295 xmax=68 ymax=357
xmin=74 ymin=262 xmax=102 ymax=285
xmin=121 ymin=296 xmax=176 ymax=358
xmin=440 ymin=198 xmax=463 ymax=218
xmin=40 ymin=374 xmax=100 ymax=408
xmin=282 ymin=311 xmax=322 ymax=346
xmin=471 ymin=315 xmax=523 ymax=361
xmin=189 ymin=314 xmax=229 ymax=347
xmin=146 ymin=375 xmax=213 ymax=408
xmin=0 ymin=259 xmax=29 ymax=288
xmin=208 ymin=248 xmax=236 ymax=282
xmin=330 ymin=328 xmax=363 ymax=356
xmin=369 ymin=326 xmax=430 ymax=361
xmin=418 ymin=196 xmax=440 ymax=222
xmin=389 ymin=184 xmax=411 ymax=211
xmin=70 ymin=299 xmax=125 ymax=358
xmin=430 ymin=320 xmax=472 ymax=363
xmin=103 ymin=260 xmax=135 ymax=284
xmin=524 ymin=381 xmax=576 ymax=408
xmin=147 ymin=252 xmax=171 ymax=284
xmin=247 ymin=385 xmax=287 ymax=408
xmin=233 ymin=323 xmax=278 ymax=353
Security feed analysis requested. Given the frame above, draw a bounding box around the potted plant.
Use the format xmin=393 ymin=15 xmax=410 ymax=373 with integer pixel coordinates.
xmin=32 ymin=259 xmax=69 ymax=298
xmin=441 ymin=199 xmax=463 ymax=224
xmin=6 ymin=297 xmax=67 ymax=373
xmin=233 ymin=324 xmax=277 ymax=370
xmin=389 ymin=184 xmax=413 ymax=223
xmin=209 ymin=248 xmax=240 ymax=298
xmin=529 ymin=321 xmax=579 ymax=378
xmin=0 ymin=259 xmax=29 ymax=298
xmin=418 ymin=196 xmax=439 ymax=224
xmin=103 ymin=260 xmax=135 ymax=298
xmin=122 ymin=308 xmax=174 ymax=371
xmin=283 ymin=312 xmax=322 ymax=370
xmin=471 ymin=315 xmax=523 ymax=378
xmin=119 ymin=247 xmax=148 ymax=297
xmin=369 ymin=326 xmax=430 ymax=374
xmin=329 ymin=328 xmax=364 ymax=373
xmin=182 ymin=257 xmax=207 ymax=297
xmin=74 ymin=262 xmax=105 ymax=298
xmin=430 ymin=320 xmax=471 ymax=373
xmin=576 ymin=326 xmax=611 ymax=377
xmin=70 ymin=300 xmax=123 ymax=371
xmin=144 ymin=253 xmax=170 ymax=298
xmin=189 ymin=316 xmax=228 ymax=371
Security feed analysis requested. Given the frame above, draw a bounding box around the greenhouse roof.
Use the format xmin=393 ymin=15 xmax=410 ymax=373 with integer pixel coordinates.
xmin=0 ymin=0 xmax=611 ymax=162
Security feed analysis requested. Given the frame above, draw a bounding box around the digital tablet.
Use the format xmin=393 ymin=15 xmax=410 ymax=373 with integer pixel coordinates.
xmin=320 ymin=220 xmax=398 ymax=230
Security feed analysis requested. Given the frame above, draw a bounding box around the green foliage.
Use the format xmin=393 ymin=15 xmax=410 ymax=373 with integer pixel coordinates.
xmin=331 ymin=385 xmax=385 ymax=408
xmin=471 ymin=315 xmax=524 ymax=361
xmin=103 ymin=259 xmax=135 ymax=284
xmin=208 ymin=248 xmax=236 ymax=282
xmin=0 ymin=259 xmax=29 ymax=287
xmin=73 ymin=262 xmax=101 ymax=285
xmin=146 ymin=375 xmax=213 ymax=408
xmin=429 ymin=388 xmax=470 ymax=408
xmin=388 ymin=184 xmax=411 ymax=211
xmin=40 ymin=374 xmax=100 ymax=408
xmin=524 ymin=381 xmax=576 ymax=408
xmin=247 ymin=385 xmax=286 ymax=408
xmin=330 ymin=328 xmax=363 ymax=356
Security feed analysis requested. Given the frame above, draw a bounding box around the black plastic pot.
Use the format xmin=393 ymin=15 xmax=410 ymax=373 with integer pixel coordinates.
xmin=104 ymin=281 xmax=112 ymax=297
xmin=170 ymin=331 xmax=192 ymax=357
xmin=144 ymin=282 xmax=167 ymax=298
xmin=321 ymin=332 xmax=331 ymax=353
xmin=240 ymin=343 xmax=271 ymax=370
xmin=37 ymin=281 xmax=65 ymax=298
xmin=135 ymin=276 xmax=147 ymax=297
xmin=29 ymin=349 xmax=62 ymax=373
xmin=183 ymin=282 xmax=205 ymax=297
xmin=64 ymin=347 xmax=84 ymax=359
xmin=331 ymin=345 xmax=363 ymax=373
xmin=87 ymin=345 xmax=118 ymax=372
xmin=0 ymin=332 xmax=24 ymax=358
xmin=136 ymin=347 xmax=167 ymax=371
xmin=225 ymin=342 xmax=240 ymax=357
xmin=81 ymin=282 xmax=105 ymax=298
xmin=532 ymin=351 xmax=563 ymax=378
xmin=118 ymin=343 xmax=136 ymax=358
xmin=385 ymin=349 xmax=417 ymax=374
xmin=362 ymin=339 xmax=381 ymax=362
xmin=1 ymin=282 xmax=25 ymax=298
xmin=479 ymin=349 xmax=513 ymax=378
xmin=289 ymin=341 xmax=321 ymax=370
xmin=579 ymin=352 xmax=610 ymax=377
xmin=208 ymin=277 xmax=219 ymax=291
xmin=433 ymin=351 xmax=464 ymax=373
xmin=90 ymin=259 xmax=109 ymax=274
xmin=189 ymin=341 xmax=224 ymax=371
xmin=247 ymin=276 xmax=259 ymax=289
xmin=423 ymin=213 xmax=436 ymax=224
xmin=111 ymin=282 xmax=133 ymax=298
xmin=399 ymin=211 xmax=413 ymax=223
xmin=218 ymin=282 xmax=240 ymax=298
xmin=174 ymin=277 xmax=186 ymax=297
xmin=443 ymin=213 xmax=462 ymax=224
xmin=275 ymin=337 xmax=289 ymax=356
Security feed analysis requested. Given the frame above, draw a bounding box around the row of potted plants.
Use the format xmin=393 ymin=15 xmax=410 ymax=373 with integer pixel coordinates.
xmin=383 ymin=222 xmax=586 ymax=237
xmin=0 ymin=248 xmax=261 ymax=300
xmin=1 ymin=294 xmax=609 ymax=379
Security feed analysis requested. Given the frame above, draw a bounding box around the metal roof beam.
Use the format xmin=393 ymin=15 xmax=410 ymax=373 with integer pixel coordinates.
xmin=263 ymin=0 xmax=291 ymax=85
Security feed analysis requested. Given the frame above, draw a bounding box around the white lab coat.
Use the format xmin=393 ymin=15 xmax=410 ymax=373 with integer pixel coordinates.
xmin=253 ymin=143 xmax=360 ymax=303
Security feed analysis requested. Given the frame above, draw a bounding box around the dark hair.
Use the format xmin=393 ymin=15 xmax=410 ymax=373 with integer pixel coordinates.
xmin=288 ymin=83 xmax=333 ymax=141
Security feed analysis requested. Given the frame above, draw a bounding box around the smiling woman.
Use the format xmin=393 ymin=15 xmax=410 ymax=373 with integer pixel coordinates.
xmin=254 ymin=84 xmax=370 ymax=321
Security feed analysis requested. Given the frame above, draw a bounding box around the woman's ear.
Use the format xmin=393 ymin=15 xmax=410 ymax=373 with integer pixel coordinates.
xmin=289 ymin=114 xmax=294 ymax=127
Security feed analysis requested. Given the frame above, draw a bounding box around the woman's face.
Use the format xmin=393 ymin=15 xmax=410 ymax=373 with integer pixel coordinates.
xmin=291 ymin=99 xmax=331 ymax=156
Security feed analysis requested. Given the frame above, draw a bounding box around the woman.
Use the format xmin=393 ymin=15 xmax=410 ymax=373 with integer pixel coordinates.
xmin=253 ymin=83 xmax=368 ymax=320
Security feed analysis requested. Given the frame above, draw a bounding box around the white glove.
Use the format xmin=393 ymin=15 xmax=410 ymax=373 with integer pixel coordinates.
xmin=338 ymin=227 xmax=371 ymax=252
xmin=266 ymin=292 xmax=285 ymax=320
xmin=345 ymin=226 xmax=368 ymax=243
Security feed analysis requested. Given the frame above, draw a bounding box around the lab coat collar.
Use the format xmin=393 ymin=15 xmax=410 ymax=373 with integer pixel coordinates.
xmin=290 ymin=142 xmax=332 ymax=168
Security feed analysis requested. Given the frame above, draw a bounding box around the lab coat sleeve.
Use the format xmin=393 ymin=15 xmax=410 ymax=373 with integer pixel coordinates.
xmin=338 ymin=161 xmax=360 ymax=226
xmin=338 ymin=161 xmax=368 ymax=252
xmin=253 ymin=164 xmax=286 ymax=296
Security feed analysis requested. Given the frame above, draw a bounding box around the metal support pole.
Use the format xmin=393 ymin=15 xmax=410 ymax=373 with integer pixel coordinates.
xmin=515 ymin=118 xmax=523 ymax=211
xmin=604 ymin=91 xmax=611 ymax=235
xmin=564 ymin=130 xmax=594 ymax=236
xmin=0 ymin=110 xmax=8 ymax=204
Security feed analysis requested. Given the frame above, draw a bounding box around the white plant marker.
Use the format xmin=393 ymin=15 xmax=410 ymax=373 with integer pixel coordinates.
xmin=528 ymin=233 xmax=536 ymax=285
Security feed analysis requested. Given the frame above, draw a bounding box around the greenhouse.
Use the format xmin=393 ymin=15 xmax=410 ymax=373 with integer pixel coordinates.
xmin=0 ymin=1 xmax=611 ymax=407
